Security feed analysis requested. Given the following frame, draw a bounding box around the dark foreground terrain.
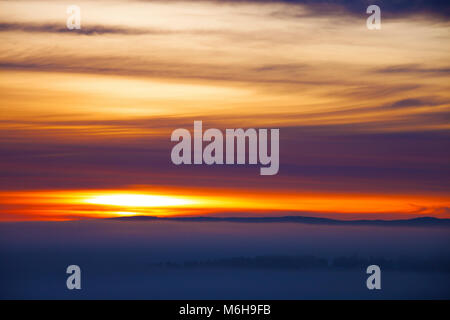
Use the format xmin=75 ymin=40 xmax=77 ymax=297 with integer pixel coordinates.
xmin=1 ymin=217 xmax=449 ymax=299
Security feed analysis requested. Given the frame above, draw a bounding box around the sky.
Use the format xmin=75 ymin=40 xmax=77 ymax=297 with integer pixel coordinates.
xmin=0 ymin=0 xmax=449 ymax=221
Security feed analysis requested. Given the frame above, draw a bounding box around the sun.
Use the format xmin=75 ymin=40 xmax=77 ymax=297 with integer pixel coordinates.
xmin=84 ymin=194 xmax=197 ymax=207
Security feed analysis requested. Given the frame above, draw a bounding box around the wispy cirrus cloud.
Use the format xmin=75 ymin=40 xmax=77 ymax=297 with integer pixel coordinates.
xmin=0 ymin=22 xmax=154 ymax=35
xmin=149 ymin=0 xmax=450 ymax=18
xmin=375 ymin=64 xmax=450 ymax=76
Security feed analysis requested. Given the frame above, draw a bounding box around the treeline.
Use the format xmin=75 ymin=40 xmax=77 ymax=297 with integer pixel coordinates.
xmin=153 ymin=254 xmax=450 ymax=273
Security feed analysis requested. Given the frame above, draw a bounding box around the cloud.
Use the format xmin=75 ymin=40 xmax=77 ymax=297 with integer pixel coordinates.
xmin=390 ymin=98 xmax=436 ymax=109
xmin=1 ymin=115 xmax=449 ymax=194
xmin=375 ymin=64 xmax=450 ymax=76
xmin=151 ymin=0 xmax=450 ymax=18
xmin=0 ymin=59 xmax=332 ymax=87
xmin=0 ymin=22 xmax=166 ymax=35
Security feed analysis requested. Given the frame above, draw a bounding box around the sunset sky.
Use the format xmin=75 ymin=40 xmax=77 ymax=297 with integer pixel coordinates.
xmin=0 ymin=0 xmax=449 ymax=221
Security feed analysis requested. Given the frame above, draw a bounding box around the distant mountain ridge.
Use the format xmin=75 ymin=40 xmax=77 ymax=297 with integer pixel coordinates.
xmin=107 ymin=215 xmax=450 ymax=227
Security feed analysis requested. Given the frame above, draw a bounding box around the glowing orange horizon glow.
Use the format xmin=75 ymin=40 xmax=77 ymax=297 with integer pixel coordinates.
xmin=0 ymin=188 xmax=449 ymax=221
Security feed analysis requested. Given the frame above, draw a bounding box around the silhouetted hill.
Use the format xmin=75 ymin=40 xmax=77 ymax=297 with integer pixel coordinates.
xmin=107 ymin=215 xmax=450 ymax=227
